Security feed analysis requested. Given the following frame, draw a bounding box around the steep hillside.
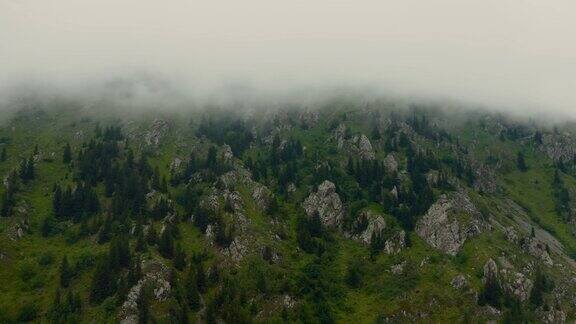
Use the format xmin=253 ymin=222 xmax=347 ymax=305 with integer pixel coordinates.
xmin=1 ymin=100 xmax=576 ymax=323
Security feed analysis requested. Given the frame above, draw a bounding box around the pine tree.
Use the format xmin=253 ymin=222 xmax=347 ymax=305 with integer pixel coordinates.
xmin=517 ymin=151 xmax=528 ymax=172
xmin=59 ymin=256 xmax=73 ymax=288
xmin=147 ymin=224 xmax=158 ymax=245
xmin=63 ymin=143 xmax=72 ymax=164
xmin=90 ymin=258 xmax=116 ymax=304
xmin=196 ymin=262 xmax=207 ymax=294
xmin=0 ymin=147 xmax=6 ymax=162
xmin=186 ymin=265 xmax=200 ymax=311
xmin=159 ymin=226 xmax=175 ymax=259
xmin=173 ymin=243 xmax=187 ymax=271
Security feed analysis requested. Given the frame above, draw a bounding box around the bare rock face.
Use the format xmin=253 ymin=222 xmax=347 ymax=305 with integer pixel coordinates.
xmin=391 ymin=261 xmax=406 ymax=275
xmin=144 ymin=119 xmax=170 ymax=146
xmin=303 ymin=180 xmax=345 ymax=227
xmin=541 ymin=133 xmax=576 ymax=163
xmin=252 ymin=185 xmax=272 ymax=211
xmin=334 ymin=124 xmax=375 ymax=160
xmin=416 ymin=191 xmax=486 ymax=255
xmin=473 ymin=164 xmax=498 ymax=193
xmin=119 ymin=260 xmax=171 ymax=324
xmin=484 ymin=258 xmax=499 ymax=281
xmin=349 ymin=210 xmax=386 ymax=244
xmin=383 ymin=154 xmax=399 ymax=173
xmin=523 ymin=237 xmax=553 ymax=266
xmin=384 ymin=230 xmax=406 ymax=254
xmin=505 ymin=272 xmax=533 ymax=302
xmin=350 ymin=134 xmax=376 ymax=160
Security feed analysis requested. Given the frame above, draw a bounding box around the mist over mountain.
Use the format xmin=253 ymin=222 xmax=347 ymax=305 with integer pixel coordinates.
xmin=2 ymin=2 xmax=576 ymax=323
xmin=2 ymin=0 xmax=576 ymax=116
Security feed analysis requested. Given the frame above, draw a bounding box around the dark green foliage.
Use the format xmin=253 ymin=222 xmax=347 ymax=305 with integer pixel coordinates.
xmin=48 ymin=289 xmax=82 ymax=323
xmin=59 ymin=256 xmax=73 ymax=288
xmin=159 ymin=225 xmax=175 ymax=259
xmin=18 ymin=157 xmax=35 ymax=182
xmin=173 ymin=243 xmax=187 ymax=271
xmin=17 ymin=302 xmax=38 ymax=322
xmin=478 ymin=271 xmax=501 ymax=308
xmin=90 ymin=257 xmax=117 ymax=304
xmin=345 ymin=258 xmax=364 ymax=288
xmin=517 ymin=151 xmax=528 ymax=172
xmin=63 ymin=143 xmax=72 ymax=164
xmin=530 ymin=268 xmax=554 ymax=308
xmin=186 ymin=264 xmax=201 ymax=311
xmin=0 ymin=146 xmax=6 ymax=161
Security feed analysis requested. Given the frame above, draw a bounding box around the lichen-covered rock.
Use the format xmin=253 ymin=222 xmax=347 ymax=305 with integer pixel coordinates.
xmin=503 ymin=227 xmax=519 ymax=244
xmin=416 ymin=191 xmax=486 ymax=255
xmin=451 ymin=274 xmax=468 ymax=290
xmin=303 ymin=180 xmax=345 ymax=227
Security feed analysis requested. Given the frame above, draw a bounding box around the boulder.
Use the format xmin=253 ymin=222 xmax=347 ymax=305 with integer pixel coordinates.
xmin=451 ymin=274 xmax=468 ymax=290
xmin=416 ymin=191 xmax=486 ymax=255
xmin=303 ymin=180 xmax=345 ymax=227
xmin=144 ymin=119 xmax=170 ymax=146
xmin=523 ymin=238 xmax=553 ymax=266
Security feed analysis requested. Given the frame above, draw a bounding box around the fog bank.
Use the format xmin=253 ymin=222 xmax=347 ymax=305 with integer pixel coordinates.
xmin=1 ymin=0 xmax=575 ymax=116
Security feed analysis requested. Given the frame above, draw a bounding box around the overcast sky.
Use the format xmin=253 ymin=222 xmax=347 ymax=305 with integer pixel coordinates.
xmin=1 ymin=0 xmax=575 ymax=114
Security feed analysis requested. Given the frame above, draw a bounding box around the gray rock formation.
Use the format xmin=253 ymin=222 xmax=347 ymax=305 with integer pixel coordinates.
xmin=252 ymin=185 xmax=272 ymax=211
xmin=451 ymin=274 xmax=468 ymax=290
xmin=119 ymin=260 xmax=171 ymax=324
xmin=303 ymin=180 xmax=345 ymax=227
xmin=505 ymin=272 xmax=533 ymax=302
xmin=523 ymin=238 xmax=554 ymax=266
xmin=334 ymin=124 xmax=375 ymax=160
xmin=144 ymin=119 xmax=170 ymax=146
xmin=383 ymin=154 xmax=399 ymax=173
xmin=416 ymin=191 xmax=486 ymax=255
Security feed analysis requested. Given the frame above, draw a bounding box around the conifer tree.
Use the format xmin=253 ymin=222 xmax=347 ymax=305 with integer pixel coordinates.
xmin=0 ymin=147 xmax=6 ymax=162
xmin=59 ymin=256 xmax=73 ymax=288
xmin=63 ymin=143 xmax=72 ymax=164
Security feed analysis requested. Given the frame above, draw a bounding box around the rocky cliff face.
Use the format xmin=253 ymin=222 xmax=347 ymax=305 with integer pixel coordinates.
xmin=334 ymin=124 xmax=375 ymax=160
xmin=416 ymin=190 xmax=486 ymax=255
xmin=303 ymin=180 xmax=345 ymax=227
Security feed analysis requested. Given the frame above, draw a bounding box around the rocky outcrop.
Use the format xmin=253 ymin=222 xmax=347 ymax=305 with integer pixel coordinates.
xmin=144 ymin=119 xmax=170 ymax=146
xmin=504 ymin=271 xmax=533 ymax=302
xmin=349 ymin=210 xmax=386 ymax=244
xmin=334 ymin=124 xmax=375 ymax=160
xmin=416 ymin=191 xmax=486 ymax=255
xmin=298 ymin=110 xmax=319 ymax=128
xmin=473 ymin=164 xmax=498 ymax=193
xmin=523 ymin=237 xmax=554 ymax=266
xmin=540 ymin=309 xmax=567 ymax=323
xmin=540 ymin=133 xmax=576 ymax=163
xmin=221 ymin=144 xmax=234 ymax=162
xmin=384 ymin=231 xmax=406 ymax=254
xmin=484 ymin=258 xmax=499 ymax=282
xmin=383 ymin=154 xmax=399 ymax=173
xmin=252 ymin=185 xmax=272 ymax=211
xmin=303 ymin=180 xmax=345 ymax=227
xmin=119 ymin=260 xmax=171 ymax=324
xmin=451 ymin=274 xmax=468 ymax=290
xmin=169 ymin=157 xmax=182 ymax=171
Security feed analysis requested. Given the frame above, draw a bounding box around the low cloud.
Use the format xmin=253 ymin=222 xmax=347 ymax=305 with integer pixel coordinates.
xmin=1 ymin=0 xmax=575 ymax=116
